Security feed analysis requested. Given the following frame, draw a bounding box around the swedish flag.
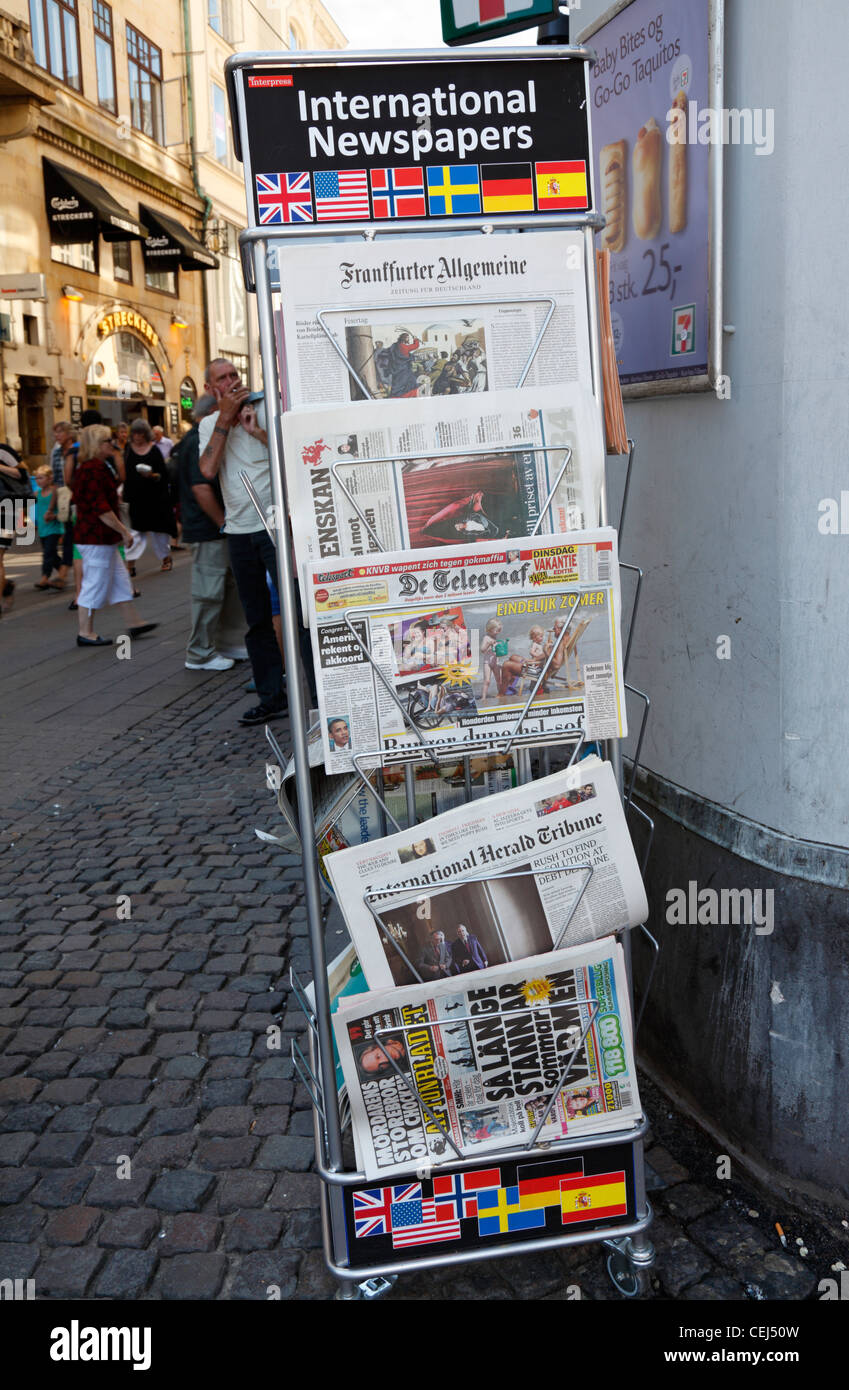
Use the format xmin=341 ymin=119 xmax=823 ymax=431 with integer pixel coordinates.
xmin=477 ymin=1185 xmax=547 ymax=1236
xmin=426 ymin=165 xmax=482 ymax=216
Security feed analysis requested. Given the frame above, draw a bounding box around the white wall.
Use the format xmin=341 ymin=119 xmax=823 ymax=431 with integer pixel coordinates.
xmin=579 ymin=0 xmax=849 ymax=849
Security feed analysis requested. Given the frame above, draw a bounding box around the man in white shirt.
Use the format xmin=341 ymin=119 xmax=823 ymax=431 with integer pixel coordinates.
xmin=198 ymin=358 xmax=285 ymax=725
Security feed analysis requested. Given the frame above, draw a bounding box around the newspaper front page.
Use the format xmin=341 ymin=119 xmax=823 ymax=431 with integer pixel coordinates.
xmin=307 ymin=528 xmax=625 ymax=774
xmin=281 ymin=384 xmax=604 ymax=586
xmin=325 ymin=757 xmax=647 ymax=989
xmin=276 ymin=229 xmax=593 ymax=408
xmin=334 ymin=937 xmax=640 ymax=1180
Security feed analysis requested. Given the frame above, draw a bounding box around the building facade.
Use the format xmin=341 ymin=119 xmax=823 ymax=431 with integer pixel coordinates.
xmin=0 ymin=0 xmax=344 ymax=465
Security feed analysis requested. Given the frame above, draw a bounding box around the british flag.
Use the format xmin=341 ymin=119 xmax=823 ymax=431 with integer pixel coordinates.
xmin=352 ymin=1182 xmax=421 ymax=1238
xmin=255 ymin=172 xmax=313 ymax=224
xmin=432 ymin=1167 xmax=502 ymax=1220
xmin=370 ymin=167 xmax=427 ymax=220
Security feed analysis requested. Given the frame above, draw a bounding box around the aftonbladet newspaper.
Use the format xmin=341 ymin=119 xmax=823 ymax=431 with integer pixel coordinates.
xmin=276 ymin=229 xmax=593 ymax=408
xmin=334 ymin=938 xmax=640 ymax=1181
xmin=306 ymin=528 xmax=626 ymax=775
xmin=281 ymin=384 xmax=604 ymax=587
xmin=325 ymin=757 xmax=647 ymax=989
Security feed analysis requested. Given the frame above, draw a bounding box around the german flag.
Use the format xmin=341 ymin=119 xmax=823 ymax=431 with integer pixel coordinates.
xmin=535 ymin=160 xmax=589 ymax=211
xmin=559 ymin=1170 xmax=628 ymax=1224
xmin=481 ymin=162 xmax=535 ymax=214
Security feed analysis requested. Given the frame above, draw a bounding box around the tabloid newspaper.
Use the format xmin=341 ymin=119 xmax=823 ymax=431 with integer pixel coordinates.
xmin=276 ymin=229 xmax=593 ymax=408
xmin=271 ymin=721 xmax=515 ymax=889
xmin=334 ymin=937 xmax=640 ymax=1180
xmin=281 ymin=383 xmax=604 ymax=587
xmin=306 ymin=528 xmax=626 ymax=775
xmin=325 ymin=756 xmax=647 ymax=989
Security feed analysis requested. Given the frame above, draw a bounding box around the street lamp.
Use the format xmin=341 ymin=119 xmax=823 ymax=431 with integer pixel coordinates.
xmin=171 ymin=312 xmax=189 ymax=328
xmin=62 ymin=285 xmax=84 ymax=302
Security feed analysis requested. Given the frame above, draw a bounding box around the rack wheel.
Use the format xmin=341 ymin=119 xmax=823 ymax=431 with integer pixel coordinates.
xmin=605 ymin=1247 xmax=643 ymax=1298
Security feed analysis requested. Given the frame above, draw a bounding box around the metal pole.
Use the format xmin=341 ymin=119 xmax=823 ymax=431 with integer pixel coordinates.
xmin=253 ymin=237 xmax=345 ymax=1173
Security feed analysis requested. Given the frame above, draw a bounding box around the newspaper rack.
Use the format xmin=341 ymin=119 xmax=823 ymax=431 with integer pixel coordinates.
xmin=229 ymin=43 xmax=658 ymax=1298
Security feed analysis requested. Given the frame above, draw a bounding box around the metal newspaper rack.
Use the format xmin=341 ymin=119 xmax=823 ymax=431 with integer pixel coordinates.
xmin=228 ymin=44 xmax=657 ymax=1298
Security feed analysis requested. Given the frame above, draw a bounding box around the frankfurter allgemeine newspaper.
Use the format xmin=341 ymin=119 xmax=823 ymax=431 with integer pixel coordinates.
xmin=276 ymin=229 xmax=593 ymax=407
xmin=334 ymin=937 xmax=640 ymax=1180
xmin=306 ymin=528 xmax=626 ymax=774
xmin=325 ymin=756 xmax=647 ymax=989
xmin=281 ymin=384 xmax=604 ymax=586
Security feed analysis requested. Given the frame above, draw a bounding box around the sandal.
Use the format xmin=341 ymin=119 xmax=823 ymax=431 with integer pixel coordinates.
xmin=160 ymin=555 xmax=173 ymax=572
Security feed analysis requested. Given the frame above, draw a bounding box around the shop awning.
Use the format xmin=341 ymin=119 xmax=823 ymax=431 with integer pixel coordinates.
xmin=139 ymin=205 xmax=219 ymax=272
xmin=43 ymin=157 xmax=147 ymax=243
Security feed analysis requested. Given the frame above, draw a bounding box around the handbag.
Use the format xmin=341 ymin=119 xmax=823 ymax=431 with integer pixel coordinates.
xmin=56 ymin=485 xmax=73 ymax=523
xmin=0 ymin=445 xmax=33 ymax=501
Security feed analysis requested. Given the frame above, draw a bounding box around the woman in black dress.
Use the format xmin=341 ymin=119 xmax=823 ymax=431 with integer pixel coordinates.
xmin=122 ymin=419 xmax=177 ymax=572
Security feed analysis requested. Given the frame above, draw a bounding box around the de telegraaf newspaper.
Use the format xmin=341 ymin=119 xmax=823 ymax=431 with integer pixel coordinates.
xmin=307 ymin=528 xmax=626 ymax=775
xmin=281 ymin=383 xmax=604 ymax=586
xmin=334 ymin=937 xmax=640 ymax=1180
xmin=325 ymin=756 xmax=648 ymax=990
xmin=276 ymin=229 xmax=593 ymax=408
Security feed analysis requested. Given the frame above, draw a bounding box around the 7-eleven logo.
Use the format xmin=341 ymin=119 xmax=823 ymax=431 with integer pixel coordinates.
xmin=671 ymin=304 xmax=696 ymax=356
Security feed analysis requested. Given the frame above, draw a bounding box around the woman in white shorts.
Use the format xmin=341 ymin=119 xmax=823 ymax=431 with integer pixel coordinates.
xmin=70 ymin=425 xmax=158 ymax=648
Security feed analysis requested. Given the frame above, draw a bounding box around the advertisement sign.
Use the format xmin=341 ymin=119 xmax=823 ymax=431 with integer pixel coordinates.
xmin=582 ymin=0 xmax=723 ymax=392
xmin=440 ymin=0 xmax=559 ymax=47
xmin=229 ymin=53 xmax=593 ymax=230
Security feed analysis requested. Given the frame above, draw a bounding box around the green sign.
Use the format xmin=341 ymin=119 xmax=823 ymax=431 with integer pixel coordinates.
xmin=441 ymin=0 xmax=559 ymax=46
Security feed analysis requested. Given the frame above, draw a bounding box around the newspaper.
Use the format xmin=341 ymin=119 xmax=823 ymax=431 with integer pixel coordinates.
xmin=271 ymin=721 xmax=515 ymax=889
xmin=276 ymin=229 xmax=593 ymax=408
xmin=334 ymin=936 xmax=640 ymax=1180
xmin=281 ymin=383 xmax=604 ymax=586
xmin=324 ymin=756 xmax=647 ymax=989
xmin=304 ymin=943 xmax=371 ymax=1110
xmin=306 ymin=528 xmax=625 ymax=774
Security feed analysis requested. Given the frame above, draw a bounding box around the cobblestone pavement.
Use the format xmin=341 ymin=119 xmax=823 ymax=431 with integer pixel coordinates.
xmin=0 ymin=547 xmax=839 ymax=1300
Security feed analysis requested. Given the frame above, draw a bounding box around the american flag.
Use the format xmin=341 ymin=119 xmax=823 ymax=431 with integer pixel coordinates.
xmin=390 ymin=1197 xmax=461 ymax=1249
xmin=255 ymin=172 xmax=313 ymax=224
xmin=314 ymin=168 xmax=370 ymax=221
xmin=432 ymin=1167 xmax=502 ymax=1220
xmin=370 ymin=167 xmax=426 ymax=219
xmin=352 ymin=1182 xmax=421 ymax=1238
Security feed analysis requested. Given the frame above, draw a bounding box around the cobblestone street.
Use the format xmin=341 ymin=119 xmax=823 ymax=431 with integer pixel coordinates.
xmin=0 ymin=548 xmax=838 ymax=1302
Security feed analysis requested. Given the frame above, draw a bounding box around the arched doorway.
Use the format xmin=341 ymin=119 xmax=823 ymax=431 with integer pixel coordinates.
xmin=85 ymin=330 xmax=166 ymax=425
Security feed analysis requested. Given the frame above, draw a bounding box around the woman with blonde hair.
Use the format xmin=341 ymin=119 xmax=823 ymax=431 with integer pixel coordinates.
xmin=70 ymin=424 xmax=157 ymax=647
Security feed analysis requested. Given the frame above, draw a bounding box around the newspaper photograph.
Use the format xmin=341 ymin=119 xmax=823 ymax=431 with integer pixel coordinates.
xmin=325 ymin=756 xmax=647 ymax=989
xmin=306 ymin=529 xmax=626 ymax=774
xmin=276 ymin=229 xmax=594 ymax=408
xmin=281 ymin=383 xmax=604 ymax=584
xmin=334 ymin=937 xmax=640 ymax=1180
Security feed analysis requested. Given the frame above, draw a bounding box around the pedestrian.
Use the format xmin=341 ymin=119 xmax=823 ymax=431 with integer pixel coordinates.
xmin=32 ymin=464 xmax=64 ymax=590
xmin=198 ymin=358 xmax=307 ymax=725
xmin=70 ymin=424 xmax=158 ymax=648
xmin=153 ymin=425 xmax=184 ymax=550
xmin=123 ymin=419 xmax=177 ymax=572
xmin=0 ymin=441 xmax=31 ymax=608
xmin=177 ymin=392 xmax=248 ymax=672
xmin=49 ymin=421 xmax=79 ymax=595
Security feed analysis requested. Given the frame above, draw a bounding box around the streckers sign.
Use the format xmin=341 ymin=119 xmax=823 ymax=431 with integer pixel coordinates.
xmin=233 ymin=55 xmax=594 ymax=227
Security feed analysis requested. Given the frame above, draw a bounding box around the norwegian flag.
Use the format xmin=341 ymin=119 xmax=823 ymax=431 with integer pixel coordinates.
xmin=391 ymin=1197 xmax=461 ymax=1249
xmin=352 ymin=1182 xmax=422 ymax=1238
xmin=432 ymin=1167 xmax=502 ymax=1220
xmin=255 ymin=172 xmax=313 ymax=224
xmin=370 ymin=167 xmax=426 ymax=220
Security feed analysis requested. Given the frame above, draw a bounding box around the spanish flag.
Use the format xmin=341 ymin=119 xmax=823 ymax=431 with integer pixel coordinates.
xmin=481 ymin=163 xmax=535 ymax=214
xmin=535 ymin=160 xmax=589 ymax=211
xmin=560 ymin=1170 xmax=628 ymax=1224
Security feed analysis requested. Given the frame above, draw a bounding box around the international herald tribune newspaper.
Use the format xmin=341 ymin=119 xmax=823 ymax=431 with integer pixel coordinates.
xmin=281 ymin=384 xmax=604 ymax=588
xmin=325 ymin=756 xmax=648 ymax=989
xmin=307 ymin=528 xmax=626 ymax=775
xmin=276 ymin=229 xmax=593 ymax=409
xmin=334 ymin=938 xmax=640 ymax=1181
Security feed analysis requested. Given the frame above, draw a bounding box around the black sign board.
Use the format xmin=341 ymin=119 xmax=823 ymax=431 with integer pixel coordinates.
xmin=168 ymin=404 xmax=180 ymax=436
xmin=69 ymin=396 xmax=83 ymax=428
xmin=230 ymin=54 xmax=593 ymax=230
xmin=341 ymin=1141 xmax=637 ymax=1268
